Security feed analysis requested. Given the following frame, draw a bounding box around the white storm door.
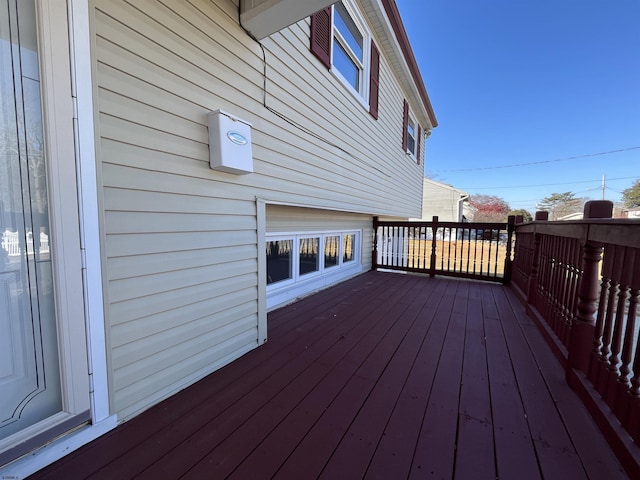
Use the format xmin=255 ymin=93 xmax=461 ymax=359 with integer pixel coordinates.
xmin=0 ymin=0 xmax=63 ymax=440
xmin=0 ymin=0 xmax=91 ymax=465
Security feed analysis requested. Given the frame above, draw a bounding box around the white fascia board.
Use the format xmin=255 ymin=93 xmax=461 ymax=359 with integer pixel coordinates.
xmin=366 ymin=0 xmax=432 ymax=129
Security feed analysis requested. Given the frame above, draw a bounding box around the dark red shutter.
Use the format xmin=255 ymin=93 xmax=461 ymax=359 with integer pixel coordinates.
xmin=402 ymin=99 xmax=409 ymax=151
xmin=369 ymin=40 xmax=380 ymax=119
xmin=310 ymin=8 xmax=332 ymax=70
xmin=416 ymin=125 xmax=422 ymax=164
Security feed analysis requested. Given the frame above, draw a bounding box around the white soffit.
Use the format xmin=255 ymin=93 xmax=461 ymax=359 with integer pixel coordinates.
xmin=241 ymin=0 xmax=337 ymax=40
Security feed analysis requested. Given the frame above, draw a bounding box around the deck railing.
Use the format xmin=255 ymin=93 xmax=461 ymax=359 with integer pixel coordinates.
xmin=372 ymin=216 xmax=515 ymax=283
xmin=512 ymin=201 xmax=640 ymax=472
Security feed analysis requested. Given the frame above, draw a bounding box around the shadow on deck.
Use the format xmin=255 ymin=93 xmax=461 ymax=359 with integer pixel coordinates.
xmin=29 ymin=271 xmax=626 ymax=479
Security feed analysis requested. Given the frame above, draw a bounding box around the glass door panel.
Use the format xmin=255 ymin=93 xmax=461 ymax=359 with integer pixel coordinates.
xmin=0 ymin=0 xmax=62 ymax=442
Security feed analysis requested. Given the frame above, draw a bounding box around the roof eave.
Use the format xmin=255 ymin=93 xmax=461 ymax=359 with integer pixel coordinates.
xmin=379 ymin=0 xmax=437 ymax=128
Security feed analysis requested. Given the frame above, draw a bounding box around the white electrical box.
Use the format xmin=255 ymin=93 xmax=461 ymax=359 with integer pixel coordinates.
xmin=207 ymin=109 xmax=254 ymax=175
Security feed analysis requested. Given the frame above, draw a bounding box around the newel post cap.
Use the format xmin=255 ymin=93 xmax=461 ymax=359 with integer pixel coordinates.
xmin=583 ymin=200 xmax=613 ymax=219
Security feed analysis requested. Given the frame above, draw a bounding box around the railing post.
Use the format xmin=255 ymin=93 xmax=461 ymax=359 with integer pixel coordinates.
xmin=503 ymin=215 xmax=515 ymax=284
xmin=567 ymin=200 xmax=613 ymax=376
xmin=526 ymin=211 xmax=547 ymax=306
xmin=429 ymin=215 xmax=438 ymax=277
xmin=372 ymin=216 xmax=379 ymax=271
xmin=534 ymin=211 xmax=549 ymax=221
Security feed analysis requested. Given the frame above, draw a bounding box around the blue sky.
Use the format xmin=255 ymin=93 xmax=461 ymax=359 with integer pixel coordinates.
xmin=395 ymin=0 xmax=640 ymax=213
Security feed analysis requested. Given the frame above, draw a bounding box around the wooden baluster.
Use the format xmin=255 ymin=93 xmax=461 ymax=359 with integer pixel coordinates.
xmin=416 ymin=226 xmax=422 ymax=269
xmin=627 ymin=256 xmax=640 ymax=441
xmin=446 ymin=226 xmax=452 ymax=271
xmin=527 ymin=228 xmax=542 ymax=308
xmin=597 ymin=247 xmax=622 ymax=395
xmin=564 ymin=238 xmax=578 ymax=345
xmin=541 ymin=235 xmax=554 ymax=327
xmin=554 ymin=237 xmax=563 ymax=340
xmin=504 ymin=215 xmax=515 ymax=285
xmin=465 ymin=227 xmax=471 ymax=274
xmin=429 ymin=216 xmax=438 ymax=277
xmin=615 ymin=248 xmax=638 ymax=423
xmin=567 ymin=200 xmax=613 ymax=380
xmin=566 ymin=238 xmax=581 ymax=344
xmin=383 ymin=225 xmax=389 ymax=267
xmin=589 ymin=244 xmax=614 ymax=382
xmin=606 ymin=247 xmax=630 ymax=408
xmin=568 ymin=238 xmax=605 ymax=377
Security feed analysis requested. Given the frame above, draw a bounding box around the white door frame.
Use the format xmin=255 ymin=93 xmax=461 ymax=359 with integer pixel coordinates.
xmin=1 ymin=1 xmax=115 ymax=477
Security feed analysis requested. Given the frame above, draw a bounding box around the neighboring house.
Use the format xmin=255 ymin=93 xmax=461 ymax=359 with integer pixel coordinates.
xmin=1 ymin=0 xmax=436 ymax=475
xmin=556 ymin=212 xmax=584 ymax=221
xmin=622 ymin=207 xmax=640 ymax=219
xmin=411 ymin=178 xmax=473 ymax=222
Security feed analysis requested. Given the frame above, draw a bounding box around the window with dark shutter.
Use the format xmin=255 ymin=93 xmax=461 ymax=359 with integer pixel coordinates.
xmin=310 ymin=8 xmax=332 ymax=70
xmin=402 ymin=99 xmax=409 ymax=151
xmin=310 ymin=3 xmax=378 ymax=115
xmin=416 ymin=125 xmax=422 ymax=164
xmin=369 ymin=41 xmax=380 ymax=119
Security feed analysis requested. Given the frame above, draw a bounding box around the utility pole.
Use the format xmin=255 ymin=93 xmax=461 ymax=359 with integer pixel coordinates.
xmin=602 ymin=174 xmax=606 ymax=200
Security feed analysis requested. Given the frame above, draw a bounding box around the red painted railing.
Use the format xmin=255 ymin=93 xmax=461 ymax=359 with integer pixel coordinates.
xmin=512 ymin=201 xmax=640 ymax=473
xmin=373 ymin=216 xmax=515 ymax=283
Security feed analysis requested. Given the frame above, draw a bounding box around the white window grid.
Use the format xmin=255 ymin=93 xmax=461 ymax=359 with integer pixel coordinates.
xmin=266 ymin=230 xmax=360 ymax=289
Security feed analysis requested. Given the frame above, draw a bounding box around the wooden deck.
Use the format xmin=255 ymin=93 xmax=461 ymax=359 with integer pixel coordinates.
xmin=29 ymin=271 xmax=627 ymax=479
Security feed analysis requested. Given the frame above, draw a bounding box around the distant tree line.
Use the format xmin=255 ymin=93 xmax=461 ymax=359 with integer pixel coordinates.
xmin=466 ymin=177 xmax=639 ymax=223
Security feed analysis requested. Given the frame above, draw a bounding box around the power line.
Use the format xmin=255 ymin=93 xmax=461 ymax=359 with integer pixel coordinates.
xmin=462 ymin=175 xmax=638 ymax=190
xmin=435 ymin=147 xmax=640 ymax=172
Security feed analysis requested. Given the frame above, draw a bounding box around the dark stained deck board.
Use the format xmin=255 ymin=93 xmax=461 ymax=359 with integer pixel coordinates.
xmin=454 ymin=281 xmax=496 ymax=479
xmin=408 ymin=280 xmax=468 ymax=478
xmin=498 ymin=287 xmax=627 ymax=479
xmin=481 ymin=283 xmax=542 ymax=479
xmin=492 ymin=284 xmax=588 ymax=478
xmin=269 ymin=276 xmax=443 ymax=480
xmin=226 ymin=276 xmax=449 ymax=480
xmin=28 ymin=272 xmax=628 ymax=480
xmin=316 ymin=277 xmax=450 ymax=480
xmin=363 ymin=278 xmax=456 ymax=479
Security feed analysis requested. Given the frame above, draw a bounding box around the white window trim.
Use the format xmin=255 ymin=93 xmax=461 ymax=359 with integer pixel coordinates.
xmin=267 ymin=230 xmax=361 ymax=288
xmin=330 ymin=1 xmax=371 ymax=108
xmin=266 ymin=230 xmax=362 ymax=310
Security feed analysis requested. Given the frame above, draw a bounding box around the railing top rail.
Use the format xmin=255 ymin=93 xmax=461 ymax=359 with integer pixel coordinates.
xmin=515 ymin=218 xmax=640 ymax=248
xmin=375 ymin=220 xmax=508 ymax=229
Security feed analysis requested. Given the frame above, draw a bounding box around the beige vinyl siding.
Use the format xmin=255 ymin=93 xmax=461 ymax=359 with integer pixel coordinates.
xmin=92 ymin=0 xmax=424 ymax=419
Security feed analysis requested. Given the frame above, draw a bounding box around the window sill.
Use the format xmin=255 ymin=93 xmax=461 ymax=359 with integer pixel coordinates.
xmin=331 ymin=68 xmax=370 ymax=112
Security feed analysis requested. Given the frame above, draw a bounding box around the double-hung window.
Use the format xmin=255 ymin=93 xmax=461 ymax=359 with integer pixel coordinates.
xmin=402 ymin=99 xmax=422 ymax=164
xmin=406 ymin=117 xmax=416 ymax=156
xmin=332 ymin=3 xmax=364 ymax=92
xmin=310 ymin=2 xmax=380 ymax=118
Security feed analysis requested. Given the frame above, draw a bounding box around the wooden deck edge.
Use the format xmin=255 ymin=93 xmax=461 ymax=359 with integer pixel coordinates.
xmin=509 ymin=283 xmax=640 ymax=478
xmin=567 ymin=368 xmax=640 ymax=479
xmin=507 ymin=284 xmax=568 ymax=369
